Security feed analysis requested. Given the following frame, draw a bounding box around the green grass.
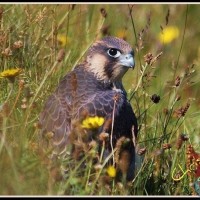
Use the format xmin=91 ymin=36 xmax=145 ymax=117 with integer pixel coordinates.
xmin=0 ymin=4 xmax=200 ymax=196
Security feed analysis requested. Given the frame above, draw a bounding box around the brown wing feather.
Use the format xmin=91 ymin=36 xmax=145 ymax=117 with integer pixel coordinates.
xmin=39 ymin=93 xmax=71 ymax=155
xmin=39 ymin=66 xmax=97 ymax=155
xmin=39 ymin=65 xmax=137 ymax=158
xmin=39 ymin=69 xmax=79 ymax=155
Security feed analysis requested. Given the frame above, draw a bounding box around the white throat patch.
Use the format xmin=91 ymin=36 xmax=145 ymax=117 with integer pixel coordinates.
xmin=86 ymin=54 xmax=108 ymax=81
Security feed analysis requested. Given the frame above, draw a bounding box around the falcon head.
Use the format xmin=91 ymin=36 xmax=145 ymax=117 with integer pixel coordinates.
xmin=85 ymin=36 xmax=135 ymax=82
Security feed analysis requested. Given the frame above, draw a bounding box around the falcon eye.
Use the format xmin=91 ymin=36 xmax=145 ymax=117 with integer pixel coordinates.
xmin=107 ymin=48 xmax=121 ymax=58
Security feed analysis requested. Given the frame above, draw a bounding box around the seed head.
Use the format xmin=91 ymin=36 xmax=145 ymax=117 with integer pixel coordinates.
xmin=151 ymin=94 xmax=160 ymax=104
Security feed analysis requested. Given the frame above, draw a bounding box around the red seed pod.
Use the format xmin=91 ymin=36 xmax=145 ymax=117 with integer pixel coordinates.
xmin=176 ymin=95 xmax=181 ymax=101
xmin=181 ymin=133 xmax=189 ymax=141
xmin=100 ymin=8 xmax=107 ymax=18
xmin=163 ymin=108 xmax=169 ymax=115
xmin=144 ymin=53 xmax=153 ymax=65
xmin=176 ymin=138 xmax=183 ymax=150
xmin=174 ymin=102 xmax=190 ymax=118
xmin=57 ymin=49 xmax=65 ymax=62
xmin=162 ymin=143 xmax=172 ymax=150
xmin=176 ymin=134 xmax=189 ymax=150
xmin=13 ymin=40 xmax=23 ymax=49
xmin=2 ymin=47 xmax=12 ymax=56
xmin=175 ymin=76 xmax=181 ymax=87
xmin=183 ymin=102 xmax=190 ymax=116
xmin=102 ymin=118 xmax=112 ymax=132
xmin=99 ymin=132 xmax=109 ymax=142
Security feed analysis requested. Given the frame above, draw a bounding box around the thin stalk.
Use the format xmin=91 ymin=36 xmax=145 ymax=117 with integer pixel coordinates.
xmin=173 ymin=5 xmax=189 ymax=80
xmin=129 ymin=63 xmax=148 ymax=102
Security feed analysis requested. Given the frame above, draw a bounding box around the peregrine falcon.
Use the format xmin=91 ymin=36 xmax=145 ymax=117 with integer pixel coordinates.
xmin=39 ymin=36 xmax=138 ymax=180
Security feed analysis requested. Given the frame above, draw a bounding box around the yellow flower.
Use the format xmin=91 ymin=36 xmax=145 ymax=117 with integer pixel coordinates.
xmin=57 ymin=34 xmax=70 ymax=47
xmin=81 ymin=116 xmax=105 ymax=129
xmin=158 ymin=26 xmax=180 ymax=44
xmin=116 ymin=29 xmax=127 ymax=40
xmin=106 ymin=165 xmax=116 ymax=178
xmin=0 ymin=68 xmax=22 ymax=78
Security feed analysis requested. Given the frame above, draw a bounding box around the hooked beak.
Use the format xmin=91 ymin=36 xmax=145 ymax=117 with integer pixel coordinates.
xmin=119 ymin=53 xmax=135 ymax=69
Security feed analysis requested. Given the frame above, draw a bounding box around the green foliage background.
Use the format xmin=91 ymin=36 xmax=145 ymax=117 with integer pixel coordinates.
xmin=0 ymin=4 xmax=200 ymax=196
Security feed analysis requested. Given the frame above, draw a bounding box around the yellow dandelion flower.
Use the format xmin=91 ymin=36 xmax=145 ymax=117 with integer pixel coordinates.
xmin=158 ymin=26 xmax=180 ymax=44
xmin=106 ymin=165 xmax=116 ymax=178
xmin=116 ymin=29 xmax=127 ymax=40
xmin=0 ymin=68 xmax=22 ymax=79
xmin=81 ymin=116 xmax=105 ymax=129
xmin=57 ymin=34 xmax=70 ymax=47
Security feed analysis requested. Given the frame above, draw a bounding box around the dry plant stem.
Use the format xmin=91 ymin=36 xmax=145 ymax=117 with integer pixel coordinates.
xmin=72 ymin=16 xmax=105 ymax=70
xmin=128 ymin=4 xmax=143 ymax=104
xmin=5 ymin=82 xmax=14 ymax=102
xmin=0 ymin=134 xmax=19 ymax=190
xmin=0 ymin=117 xmax=7 ymax=154
xmin=0 ymin=114 xmax=19 ymax=185
xmin=24 ymin=61 xmax=59 ymax=126
xmin=8 ymin=86 xmax=22 ymax=117
xmin=135 ymin=63 xmax=148 ymax=92
xmin=33 ymin=9 xmax=71 ymax=60
xmin=173 ymin=5 xmax=188 ymax=81
xmin=163 ymin=5 xmax=188 ymax=123
xmin=56 ymin=8 xmax=71 ymax=34
xmin=129 ymin=63 xmax=148 ymax=102
xmin=132 ymin=155 xmax=147 ymax=183
xmin=99 ymin=140 xmax=105 ymax=163
xmin=57 ymin=154 xmax=90 ymax=195
xmin=65 ymin=5 xmax=71 ymax=49
xmin=170 ymin=149 xmax=179 ymax=181
xmin=0 ymin=83 xmax=14 ymax=153
xmin=137 ymin=100 xmax=155 ymax=123
xmin=111 ymin=99 xmax=116 ymax=166
xmin=90 ymin=148 xmax=117 ymax=195
xmin=143 ymin=90 xmax=147 ymax=140
xmin=163 ymin=93 xmax=179 ymax=135
xmin=111 ymin=179 xmax=116 ymax=194
xmin=85 ymin=159 xmax=93 ymax=192
xmin=132 ymin=94 xmax=141 ymax=126
xmin=128 ymin=4 xmax=142 ymax=70
xmin=47 ymin=166 xmax=54 ymax=195
xmin=24 ymin=51 xmax=69 ymax=126
xmin=168 ymin=118 xmax=183 ymax=141
xmin=30 ymin=61 xmax=59 ymax=104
